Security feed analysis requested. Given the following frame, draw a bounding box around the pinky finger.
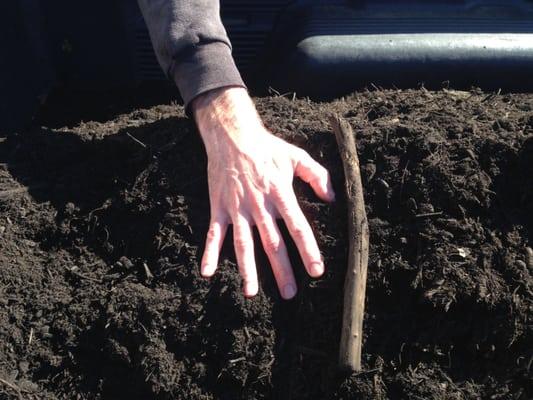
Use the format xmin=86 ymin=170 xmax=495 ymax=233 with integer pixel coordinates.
xmin=201 ymin=216 xmax=228 ymax=277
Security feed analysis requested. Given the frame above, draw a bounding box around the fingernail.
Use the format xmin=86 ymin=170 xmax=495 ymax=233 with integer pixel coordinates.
xmin=201 ymin=264 xmax=215 ymax=277
xmin=244 ymin=280 xmax=259 ymax=298
xmin=309 ymin=262 xmax=324 ymax=277
xmin=282 ymin=283 xmax=297 ymax=299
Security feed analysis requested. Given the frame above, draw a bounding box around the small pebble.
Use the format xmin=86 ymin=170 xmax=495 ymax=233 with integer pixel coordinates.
xmin=465 ymin=149 xmax=476 ymax=160
xmin=0 ymin=226 xmax=5 ymax=235
xmin=119 ymin=256 xmax=134 ymax=270
xmin=457 ymin=248 xmax=469 ymax=258
xmin=143 ymin=262 xmax=154 ymax=280
xmin=18 ymin=361 xmax=29 ymax=374
xmin=450 ymin=247 xmax=470 ymax=261
xmin=18 ymin=379 xmax=39 ymax=392
xmin=64 ymin=202 xmax=77 ymax=214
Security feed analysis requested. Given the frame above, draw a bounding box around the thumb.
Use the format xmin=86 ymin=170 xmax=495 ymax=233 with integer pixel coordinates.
xmin=292 ymin=147 xmax=335 ymax=202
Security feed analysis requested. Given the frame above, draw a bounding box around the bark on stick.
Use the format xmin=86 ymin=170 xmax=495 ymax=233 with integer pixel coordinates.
xmin=330 ymin=114 xmax=370 ymax=372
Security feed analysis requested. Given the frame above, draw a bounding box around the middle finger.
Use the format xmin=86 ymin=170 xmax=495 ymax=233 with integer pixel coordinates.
xmin=254 ymin=208 xmax=297 ymax=300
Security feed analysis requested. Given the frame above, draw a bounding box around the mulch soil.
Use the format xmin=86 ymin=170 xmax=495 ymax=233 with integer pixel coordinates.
xmin=0 ymin=89 xmax=532 ymax=399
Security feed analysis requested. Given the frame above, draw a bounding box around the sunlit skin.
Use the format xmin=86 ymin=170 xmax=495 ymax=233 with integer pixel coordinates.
xmin=192 ymin=86 xmax=335 ymax=299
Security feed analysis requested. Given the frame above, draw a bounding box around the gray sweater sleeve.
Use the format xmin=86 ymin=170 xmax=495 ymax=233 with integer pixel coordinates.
xmin=137 ymin=0 xmax=246 ymax=109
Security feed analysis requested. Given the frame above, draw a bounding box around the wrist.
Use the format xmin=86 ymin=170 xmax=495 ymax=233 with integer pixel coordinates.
xmin=191 ymin=87 xmax=264 ymax=153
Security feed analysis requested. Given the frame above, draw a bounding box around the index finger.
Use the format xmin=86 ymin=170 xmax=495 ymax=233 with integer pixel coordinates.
xmin=292 ymin=147 xmax=335 ymax=203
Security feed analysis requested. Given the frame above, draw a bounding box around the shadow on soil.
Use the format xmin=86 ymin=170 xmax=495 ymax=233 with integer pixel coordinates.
xmin=0 ymin=116 xmax=317 ymax=399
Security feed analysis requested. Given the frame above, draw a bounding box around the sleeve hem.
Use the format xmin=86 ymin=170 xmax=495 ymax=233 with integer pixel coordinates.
xmin=171 ymin=42 xmax=246 ymax=113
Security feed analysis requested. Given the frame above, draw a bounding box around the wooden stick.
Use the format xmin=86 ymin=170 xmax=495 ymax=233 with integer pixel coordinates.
xmin=330 ymin=114 xmax=370 ymax=372
xmin=0 ymin=377 xmax=25 ymax=399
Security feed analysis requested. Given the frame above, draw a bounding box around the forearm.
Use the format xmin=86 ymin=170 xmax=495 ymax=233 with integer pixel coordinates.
xmin=137 ymin=0 xmax=246 ymax=109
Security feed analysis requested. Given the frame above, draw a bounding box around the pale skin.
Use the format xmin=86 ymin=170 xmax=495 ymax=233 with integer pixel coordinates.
xmin=191 ymin=86 xmax=335 ymax=300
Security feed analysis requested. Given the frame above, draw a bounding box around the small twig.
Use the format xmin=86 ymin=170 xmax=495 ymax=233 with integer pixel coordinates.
xmin=415 ymin=211 xmax=443 ymax=218
xmin=277 ymin=91 xmax=295 ymax=98
xmin=0 ymin=377 xmax=25 ymax=399
xmin=125 ymin=132 xmax=147 ymax=148
xmin=481 ymin=88 xmax=502 ymax=103
xmin=268 ymin=86 xmax=281 ymax=96
xmin=351 ymin=367 xmax=381 ymax=377
xmin=399 ymin=160 xmax=410 ymax=201
xmin=370 ymin=82 xmax=380 ymax=91
xmin=228 ymin=357 xmax=246 ymax=364
xmin=28 ymin=328 xmax=34 ymax=345
xmin=0 ymin=378 xmax=21 ymax=392
xmin=142 ymin=263 xmax=154 ymax=280
xmin=399 ymin=342 xmax=406 ymax=365
xmin=66 ymin=267 xmax=102 ymax=283
xmin=139 ymin=322 xmax=149 ymax=334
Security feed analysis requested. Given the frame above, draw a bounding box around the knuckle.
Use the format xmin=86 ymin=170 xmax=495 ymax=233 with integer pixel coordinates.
xmin=273 ymin=192 xmax=291 ymax=212
xmin=270 ymin=184 xmax=284 ymax=199
xmin=249 ymin=201 xmax=263 ymax=217
xmin=263 ymin=235 xmax=281 ymax=254
xmin=291 ymin=224 xmax=307 ymax=241
xmin=234 ymin=237 xmax=249 ymax=252
xmin=256 ymin=210 xmax=272 ymax=226
xmin=206 ymin=227 xmax=218 ymax=242
xmin=256 ymin=218 xmax=269 ymax=232
xmin=277 ymin=203 xmax=290 ymax=216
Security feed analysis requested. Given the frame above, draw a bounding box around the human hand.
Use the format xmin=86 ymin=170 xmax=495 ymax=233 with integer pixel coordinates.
xmin=192 ymin=87 xmax=335 ymax=299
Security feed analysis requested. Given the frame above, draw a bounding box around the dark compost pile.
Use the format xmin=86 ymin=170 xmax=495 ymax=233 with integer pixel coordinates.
xmin=0 ymin=89 xmax=532 ymax=399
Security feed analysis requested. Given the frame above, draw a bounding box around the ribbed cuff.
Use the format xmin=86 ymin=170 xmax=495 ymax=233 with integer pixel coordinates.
xmin=171 ymin=42 xmax=246 ymax=113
